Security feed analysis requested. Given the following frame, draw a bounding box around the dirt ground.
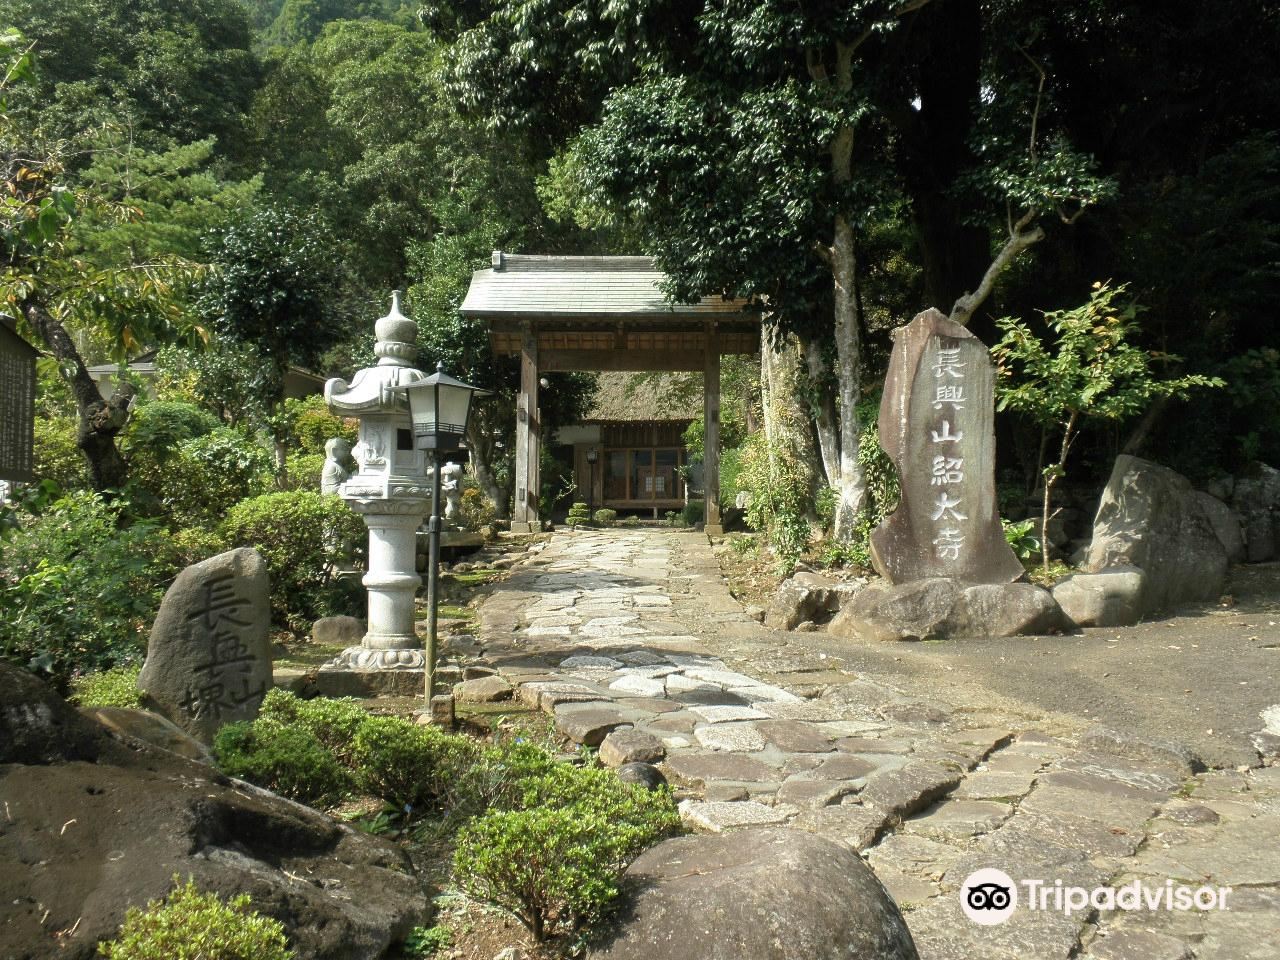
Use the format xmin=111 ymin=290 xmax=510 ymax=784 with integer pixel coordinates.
xmin=717 ymin=542 xmax=1280 ymax=770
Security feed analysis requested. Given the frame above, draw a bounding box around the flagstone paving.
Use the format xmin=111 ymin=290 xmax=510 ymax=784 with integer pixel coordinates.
xmin=467 ymin=529 xmax=1280 ymax=960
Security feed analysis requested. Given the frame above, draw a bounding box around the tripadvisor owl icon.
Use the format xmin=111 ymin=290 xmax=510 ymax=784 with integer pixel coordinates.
xmin=960 ymin=868 xmax=1018 ymax=925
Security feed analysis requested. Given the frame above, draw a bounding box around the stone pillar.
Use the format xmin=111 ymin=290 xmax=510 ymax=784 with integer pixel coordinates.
xmin=512 ymin=323 xmax=541 ymax=533
xmin=358 ymin=509 xmax=423 ymax=649
xmin=704 ymin=324 xmax=723 ymax=535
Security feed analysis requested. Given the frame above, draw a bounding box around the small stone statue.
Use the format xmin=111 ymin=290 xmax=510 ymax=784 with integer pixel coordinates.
xmin=440 ymin=461 xmax=464 ymax=521
xmin=321 ymin=437 xmax=353 ymax=494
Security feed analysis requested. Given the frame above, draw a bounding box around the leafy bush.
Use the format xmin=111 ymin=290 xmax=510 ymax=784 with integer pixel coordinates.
xmin=453 ymin=808 xmax=621 ymax=941
xmin=681 ymin=499 xmax=705 ymax=527
xmin=32 ymin=415 xmax=91 ymax=491
xmin=71 ymin=665 xmax=143 ymax=708
xmin=282 ymin=451 xmax=325 ymax=491
xmin=278 ymin=395 xmax=355 ymax=454
xmin=124 ymin=401 xmax=221 ymax=465
xmin=592 ymin=508 xmax=616 ymax=526
xmin=717 ymin=446 xmax=744 ymax=509
xmin=0 ymin=491 xmax=175 ymax=689
xmin=161 ymin=428 xmax=274 ymax=528
xmin=734 ymin=432 xmax=811 ymax=573
xmin=257 ymin=689 xmax=369 ymax=765
xmin=565 ymin=502 xmax=590 ymax=528
xmin=168 ymin=526 xmax=228 ymax=568
xmin=451 ymin=739 xmax=561 ymax=814
xmin=221 ymin=491 xmax=364 ymax=632
xmin=213 ymin=721 xmax=352 ymax=807
xmin=456 ymin=483 xmax=497 ymax=532
xmin=351 ymin=716 xmax=480 ymax=811
xmin=453 ymin=763 xmax=680 ymax=940
xmin=403 ymin=925 xmax=452 ymax=957
xmin=98 ymin=877 xmax=292 ymax=960
xmin=1002 ymin=517 xmax=1041 ymax=561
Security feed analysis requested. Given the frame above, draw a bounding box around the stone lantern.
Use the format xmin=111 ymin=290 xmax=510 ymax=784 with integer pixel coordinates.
xmin=324 ymin=292 xmax=431 ymax=669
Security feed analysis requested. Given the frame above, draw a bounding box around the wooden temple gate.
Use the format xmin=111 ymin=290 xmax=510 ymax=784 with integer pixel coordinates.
xmin=460 ymin=252 xmax=760 ymax=534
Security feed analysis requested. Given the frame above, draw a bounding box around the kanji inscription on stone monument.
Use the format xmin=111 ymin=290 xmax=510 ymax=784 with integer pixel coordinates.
xmin=870 ymin=308 xmax=1022 ymax=585
xmin=138 ymin=548 xmax=272 ymax=743
xmin=0 ymin=321 xmax=37 ymax=483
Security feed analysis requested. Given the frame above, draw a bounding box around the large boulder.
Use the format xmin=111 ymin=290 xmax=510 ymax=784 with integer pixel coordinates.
xmin=829 ymin=579 xmax=1064 ymax=641
xmin=1084 ymin=455 xmax=1227 ymax=614
xmin=587 ymin=828 xmax=917 ymax=960
xmin=1 ymin=663 xmax=103 ymax=765
xmin=138 ymin=547 xmax=273 ymax=744
xmin=1192 ymin=492 xmax=1245 ymax=564
xmin=0 ymin=663 xmax=425 ymax=960
xmin=945 ymin=583 xmax=1066 ymax=637
xmin=1231 ymin=462 xmax=1280 ymax=561
xmin=829 ymin=579 xmax=960 ymax=642
xmin=80 ymin=706 xmax=214 ymax=764
xmin=765 ymin=572 xmax=865 ymax=630
xmin=1052 ymin=566 xmax=1145 ymax=627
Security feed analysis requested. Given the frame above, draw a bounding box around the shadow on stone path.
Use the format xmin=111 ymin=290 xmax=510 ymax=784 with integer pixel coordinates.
xmin=470 ymin=529 xmax=1280 ymax=960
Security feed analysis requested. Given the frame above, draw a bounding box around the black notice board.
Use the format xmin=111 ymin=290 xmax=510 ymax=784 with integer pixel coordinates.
xmin=0 ymin=322 xmax=37 ymax=483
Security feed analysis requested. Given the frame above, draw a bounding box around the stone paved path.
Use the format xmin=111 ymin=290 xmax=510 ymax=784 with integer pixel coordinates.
xmin=470 ymin=530 xmax=1280 ymax=960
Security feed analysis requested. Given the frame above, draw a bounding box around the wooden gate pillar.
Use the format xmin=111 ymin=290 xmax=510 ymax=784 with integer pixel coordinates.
xmin=512 ymin=323 xmax=541 ymax=532
xmin=703 ymin=324 xmax=723 ymax=535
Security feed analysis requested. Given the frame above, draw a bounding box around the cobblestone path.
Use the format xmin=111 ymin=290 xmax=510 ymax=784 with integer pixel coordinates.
xmin=473 ymin=530 xmax=1280 ymax=960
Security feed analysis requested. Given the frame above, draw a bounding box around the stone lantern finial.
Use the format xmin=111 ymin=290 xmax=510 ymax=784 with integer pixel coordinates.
xmin=374 ymin=290 xmax=418 ymax=367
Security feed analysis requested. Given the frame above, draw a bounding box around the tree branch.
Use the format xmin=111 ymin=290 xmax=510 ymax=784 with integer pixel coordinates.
xmin=949 ymin=219 xmax=1045 ymax=327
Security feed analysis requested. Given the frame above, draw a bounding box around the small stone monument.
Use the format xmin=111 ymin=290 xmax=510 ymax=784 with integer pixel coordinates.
xmin=137 ymin=548 xmax=272 ymax=744
xmin=870 ymin=308 xmax=1021 ymax=585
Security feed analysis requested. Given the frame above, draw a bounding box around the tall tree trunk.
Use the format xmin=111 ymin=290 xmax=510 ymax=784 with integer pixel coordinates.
xmin=23 ymin=297 xmax=132 ymax=491
xmin=800 ymin=334 xmax=840 ymax=489
xmin=761 ymin=329 xmax=825 ymax=525
xmin=831 ymin=210 xmax=869 ymax=540
xmin=826 ymin=42 xmax=869 ymax=541
xmin=465 ymin=414 xmax=507 ymax=518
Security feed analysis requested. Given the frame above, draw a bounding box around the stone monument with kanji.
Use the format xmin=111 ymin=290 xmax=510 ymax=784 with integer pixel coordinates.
xmin=870 ymin=308 xmax=1022 ymax=585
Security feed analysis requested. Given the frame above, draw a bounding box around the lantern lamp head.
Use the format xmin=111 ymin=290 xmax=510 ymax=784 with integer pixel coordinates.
xmin=399 ymin=363 xmax=490 ymax=452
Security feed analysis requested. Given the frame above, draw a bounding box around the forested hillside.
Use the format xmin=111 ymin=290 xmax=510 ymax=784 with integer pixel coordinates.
xmin=3 ymin=0 xmax=1278 ymax=524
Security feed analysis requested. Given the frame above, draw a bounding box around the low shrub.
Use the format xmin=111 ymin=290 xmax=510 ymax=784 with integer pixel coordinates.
xmin=98 ymin=876 xmax=292 ymax=960
xmin=565 ymin=502 xmax=590 ymax=528
xmin=451 ymin=739 xmax=562 ymax=814
xmin=0 ymin=491 xmax=175 ymax=689
xmin=161 ymin=427 xmax=275 ymax=528
xmin=680 ymin=500 xmax=704 ymax=526
xmin=453 ymin=808 xmax=625 ymax=941
xmin=403 ymin=925 xmax=452 ymax=957
xmin=221 ymin=491 xmax=365 ymax=633
xmin=351 ymin=716 xmax=480 ymax=811
xmin=257 ymin=689 xmax=369 ymax=765
xmin=282 ymin=451 xmax=325 ymax=492
xmin=71 ymin=665 xmax=144 ymax=708
xmin=591 ymin=508 xmax=616 ymax=527
xmin=213 ymin=721 xmax=352 ymax=807
xmin=124 ymin=401 xmax=221 ymax=466
xmin=513 ymin=764 xmax=680 ymax=854
xmin=168 ymin=527 xmax=228 ymax=568
xmin=279 ymin=395 xmax=356 ymax=454
xmin=32 ymin=415 xmax=91 ymax=491
xmin=456 ymin=485 xmax=497 ymax=532
xmin=453 ymin=763 xmax=680 ymax=940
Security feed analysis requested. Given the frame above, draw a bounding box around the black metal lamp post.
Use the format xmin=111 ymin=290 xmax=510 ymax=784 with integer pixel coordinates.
xmin=400 ymin=363 xmax=488 ymax=707
xmin=586 ymin=446 xmax=598 ymax=518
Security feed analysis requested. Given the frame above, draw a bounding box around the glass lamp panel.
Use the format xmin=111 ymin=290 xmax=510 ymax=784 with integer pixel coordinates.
xmin=436 ymin=384 xmax=473 ymax=436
